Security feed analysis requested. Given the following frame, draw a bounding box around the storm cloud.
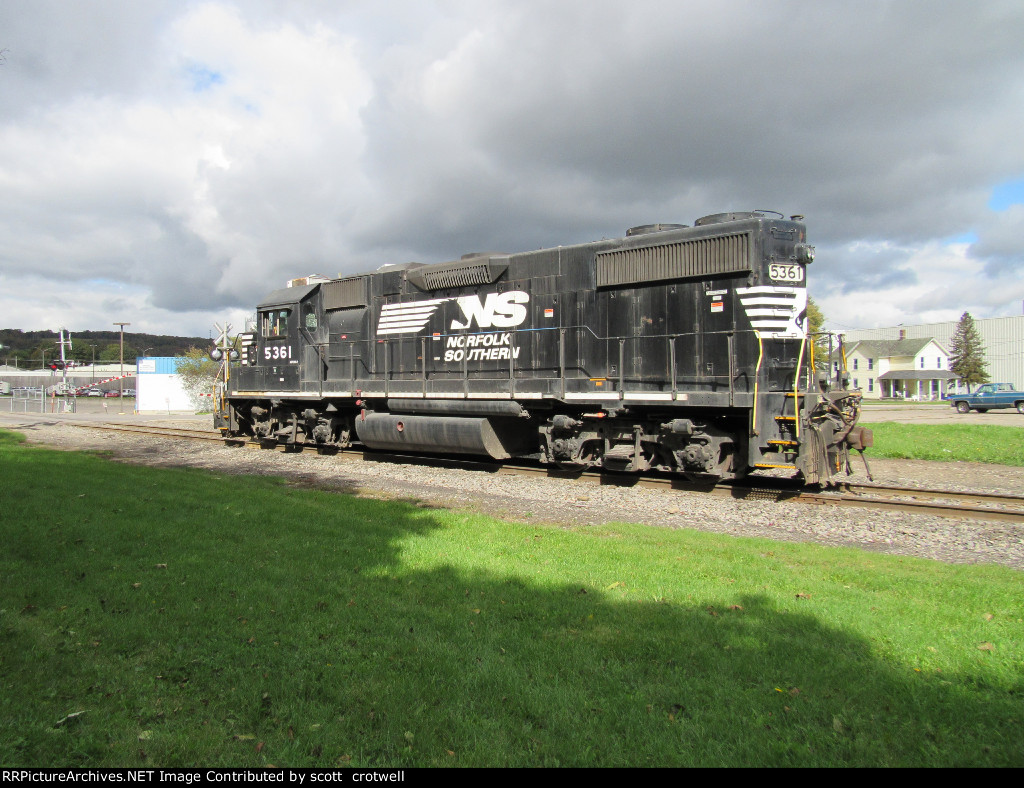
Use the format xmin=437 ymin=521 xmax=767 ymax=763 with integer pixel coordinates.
xmin=0 ymin=0 xmax=1022 ymax=336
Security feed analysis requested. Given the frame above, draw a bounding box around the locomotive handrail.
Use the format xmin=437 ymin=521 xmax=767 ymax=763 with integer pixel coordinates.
xmin=323 ymin=325 xmax=775 ymax=401
xmin=751 ymin=331 xmax=764 ymax=436
xmin=793 ymin=335 xmax=806 ymax=441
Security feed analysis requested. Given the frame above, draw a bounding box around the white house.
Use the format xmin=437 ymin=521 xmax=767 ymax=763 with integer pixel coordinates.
xmin=844 ymin=337 xmax=959 ymax=400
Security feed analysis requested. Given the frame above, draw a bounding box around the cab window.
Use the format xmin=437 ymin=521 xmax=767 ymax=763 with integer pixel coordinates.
xmin=303 ymin=302 xmax=319 ymax=330
xmin=261 ymin=309 xmax=291 ymax=337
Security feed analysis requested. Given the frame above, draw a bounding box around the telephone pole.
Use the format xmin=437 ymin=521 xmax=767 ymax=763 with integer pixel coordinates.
xmin=114 ymin=322 xmax=130 ymax=414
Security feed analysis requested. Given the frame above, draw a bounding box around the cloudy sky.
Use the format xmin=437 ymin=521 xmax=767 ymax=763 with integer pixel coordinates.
xmin=1 ymin=0 xmax=1022 ymax=339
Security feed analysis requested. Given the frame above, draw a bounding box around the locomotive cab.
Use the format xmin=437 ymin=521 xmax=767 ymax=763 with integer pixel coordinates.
xmin=228 ymin=283 xmax=338 ymax=445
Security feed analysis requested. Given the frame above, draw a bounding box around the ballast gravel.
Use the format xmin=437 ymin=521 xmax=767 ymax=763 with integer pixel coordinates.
xmin=4 ymin=414 xmax=1023 ymax=572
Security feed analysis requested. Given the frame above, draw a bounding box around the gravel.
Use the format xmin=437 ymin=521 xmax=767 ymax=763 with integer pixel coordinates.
xmin=3 ymin=413 xmax=1023 ymax=571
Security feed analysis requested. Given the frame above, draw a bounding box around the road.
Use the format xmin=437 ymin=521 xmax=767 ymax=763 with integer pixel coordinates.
xmin=861 ymin=401 xmax=1024 ymax=427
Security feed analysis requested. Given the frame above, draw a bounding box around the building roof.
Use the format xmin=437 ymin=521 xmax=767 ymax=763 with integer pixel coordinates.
xmin=846 ymin=337 xmax=944 ymax=358
xmin=877 ymin=370 xmax=959 ymax=381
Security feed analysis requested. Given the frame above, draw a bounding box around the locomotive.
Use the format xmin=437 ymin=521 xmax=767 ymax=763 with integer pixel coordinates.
xmin=214 ymin=211 xmax=871 ymax=485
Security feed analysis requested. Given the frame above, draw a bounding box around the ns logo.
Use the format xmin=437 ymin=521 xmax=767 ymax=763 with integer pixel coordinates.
xmin=450 ymin=291 xmax=529 ymax=330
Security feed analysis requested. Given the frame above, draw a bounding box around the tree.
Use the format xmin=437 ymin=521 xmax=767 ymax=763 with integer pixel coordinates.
xmin=948 ymin=311 xmax=989 ymax=387
xmin=98 ymin=343 xmax=136 ymax=363
xmin=176 ymin=347 xmax=219 ymax=411
xmin=805 ymin=296 xmax=832 ymax=368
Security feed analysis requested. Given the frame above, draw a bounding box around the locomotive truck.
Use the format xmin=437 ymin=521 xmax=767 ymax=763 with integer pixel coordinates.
xmin=214 ymin=211 xmax=871 ymax=485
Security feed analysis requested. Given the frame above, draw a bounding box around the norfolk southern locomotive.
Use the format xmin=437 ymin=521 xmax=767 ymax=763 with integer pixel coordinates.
xmin=215 ymin=211 xmax=870 ymax=484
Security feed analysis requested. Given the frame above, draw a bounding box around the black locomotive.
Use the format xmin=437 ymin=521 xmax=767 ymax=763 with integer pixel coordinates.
xmin=215 ymin=211 xmax=870 ymax=484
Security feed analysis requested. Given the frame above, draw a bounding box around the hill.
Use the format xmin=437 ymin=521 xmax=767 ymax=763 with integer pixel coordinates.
xmin=0 ymin=328 xmax=212 ymax=365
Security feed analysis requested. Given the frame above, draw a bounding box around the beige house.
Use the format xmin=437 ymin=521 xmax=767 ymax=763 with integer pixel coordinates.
xmin=844 ymin=337 xmax=959 ymax=400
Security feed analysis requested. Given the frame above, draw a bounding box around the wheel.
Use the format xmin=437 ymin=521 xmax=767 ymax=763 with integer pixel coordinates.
xmin=1016 ymin=402 xmax=1024 ymax=414
xmin=955 ymin=401 xmax=970 ymax=414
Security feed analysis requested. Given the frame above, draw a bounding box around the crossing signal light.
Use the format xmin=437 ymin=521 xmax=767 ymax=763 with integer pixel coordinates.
xmin=49 ymin=361 xmax=66 ymax=370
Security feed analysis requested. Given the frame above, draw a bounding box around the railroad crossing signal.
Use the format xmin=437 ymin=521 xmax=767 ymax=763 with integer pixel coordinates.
xmin=209 ymin=323 xmax=239 ymax=362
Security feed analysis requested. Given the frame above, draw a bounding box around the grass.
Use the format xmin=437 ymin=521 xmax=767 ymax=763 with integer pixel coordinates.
xmin=862 ymin=422 xmax=1024 ymax=465
xmin=1 ymin=428 xmax=1022 ymax=767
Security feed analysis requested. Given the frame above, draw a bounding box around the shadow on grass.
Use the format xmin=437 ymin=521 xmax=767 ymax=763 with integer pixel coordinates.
xmin=0 ymin=431 xmax=1020 ymax=767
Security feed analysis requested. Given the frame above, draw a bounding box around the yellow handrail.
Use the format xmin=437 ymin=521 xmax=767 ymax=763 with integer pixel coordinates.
xmin=793 ymin=335 xmax=806 ymax=442
xmin=751 ymin=331 xmax=764 ymax=436
xmin=808 ymin=333 xmax=815 ymax=387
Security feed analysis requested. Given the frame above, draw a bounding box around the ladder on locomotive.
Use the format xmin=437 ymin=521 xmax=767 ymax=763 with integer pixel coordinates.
xmin=754 ymin=391 xmax=804 ymax=471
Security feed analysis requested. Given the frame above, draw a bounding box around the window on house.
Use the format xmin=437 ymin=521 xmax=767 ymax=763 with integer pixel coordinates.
xmin=868 ymin=358 xmax=873 ymax=370
xmin=937 ymin=357 xmax=942 ymax=369
xmin=853 ymin=379 xmax=859 ymax=388
xmin=868 ymin=378 xmax=874 ymax=392
xmin=920 ymin=357 xmax=925 ymax=369
xmin=853 ymin=359 xmax=858 ymax=370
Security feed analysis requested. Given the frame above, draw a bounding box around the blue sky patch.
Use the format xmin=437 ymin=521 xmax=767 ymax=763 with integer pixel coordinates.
xmin=945 ymin=231 xmax=978 ymax=245
xmin=186 ymin=64 xmax=225 ymax=93
xmin=988 ymin=177 xmax=1024 ymax=211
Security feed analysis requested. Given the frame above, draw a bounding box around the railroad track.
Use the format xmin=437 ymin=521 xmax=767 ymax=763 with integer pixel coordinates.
xmin=66 ymin=422 xmax=229 ymax=443
xmin=59 ymin=420 xmax=1024 ymax=524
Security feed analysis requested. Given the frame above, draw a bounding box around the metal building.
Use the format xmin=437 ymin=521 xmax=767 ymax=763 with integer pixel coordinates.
xmin=136 ymin=357 xmax=193 ymax=412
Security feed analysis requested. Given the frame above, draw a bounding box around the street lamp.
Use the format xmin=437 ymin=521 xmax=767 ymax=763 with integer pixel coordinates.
xmin=114 ymin=322 xmax=130 ymax=414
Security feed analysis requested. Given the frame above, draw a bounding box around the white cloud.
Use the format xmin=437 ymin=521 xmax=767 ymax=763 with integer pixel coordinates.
xmin=0 ymin=1 xmax=374 ymax=333
xmin=818 ymin=239 xmax=1024 ymax=330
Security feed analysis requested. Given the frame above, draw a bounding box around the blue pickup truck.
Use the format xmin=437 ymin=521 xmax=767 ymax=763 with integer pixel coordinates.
xmin=945 ymin=383 xmax=1024 ymax=414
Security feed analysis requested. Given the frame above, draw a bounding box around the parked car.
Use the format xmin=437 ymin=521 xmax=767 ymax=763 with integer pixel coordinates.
xmin=104 ymin=390 xmax=121 ymax=398
xmin=86 ymin=389 xmax=102 ymax=397
xmin=945 ymin=383 xmax=1024 ymax=414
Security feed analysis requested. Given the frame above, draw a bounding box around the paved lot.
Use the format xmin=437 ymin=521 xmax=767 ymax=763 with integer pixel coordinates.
xmin=861 ymin=401 xmax=1024 ymax=426
xmin=2 ymin=394 xmax=208 ymax=425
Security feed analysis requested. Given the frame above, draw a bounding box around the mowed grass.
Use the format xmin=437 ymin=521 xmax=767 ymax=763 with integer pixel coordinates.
xmin=862 ymin=422 xmax=1024 ymax=465
xmin=1 ymin=429 xmax=1022 ymax=768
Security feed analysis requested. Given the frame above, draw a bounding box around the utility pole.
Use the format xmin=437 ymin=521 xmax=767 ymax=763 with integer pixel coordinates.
xmin=114 ymin=322 xmax=130 ymax=414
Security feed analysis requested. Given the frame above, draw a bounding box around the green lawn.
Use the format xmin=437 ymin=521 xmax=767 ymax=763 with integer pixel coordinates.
xmin=1 ymin=429 xmax=1022 ymax=767
xmin=862 ymin=422 xmax=1024 ymax=465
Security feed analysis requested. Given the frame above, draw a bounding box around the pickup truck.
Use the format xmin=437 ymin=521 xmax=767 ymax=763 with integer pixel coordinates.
xmin=945 ymin=383 xmax=1024 ymax=414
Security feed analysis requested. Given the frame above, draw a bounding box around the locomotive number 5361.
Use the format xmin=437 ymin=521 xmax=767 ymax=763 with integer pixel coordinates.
xmin=264 ymin=345 xmax=293 ymax=360
xmin=768 ymin=263 xmax=804 ymax=282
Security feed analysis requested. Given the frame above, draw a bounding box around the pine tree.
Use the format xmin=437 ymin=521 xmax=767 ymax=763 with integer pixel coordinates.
xmin=948 ymin=311 xmax=989 ymax=387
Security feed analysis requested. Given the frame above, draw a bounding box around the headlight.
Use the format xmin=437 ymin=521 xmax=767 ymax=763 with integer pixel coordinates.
xmin=795 ymin=244 xmax=815 ymax=264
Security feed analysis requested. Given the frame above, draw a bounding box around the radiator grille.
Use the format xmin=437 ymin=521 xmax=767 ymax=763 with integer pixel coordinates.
xmin=407 ymin=258 xmax=508 ymax=291
xmin=421 ymin=263 xmax=492 ymax=290
xmin=596 ymin=232 xmax=752 ymax=287
xmin=323 ymin=277 xmax=367 ymax=310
